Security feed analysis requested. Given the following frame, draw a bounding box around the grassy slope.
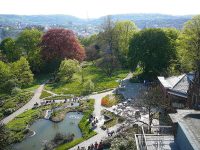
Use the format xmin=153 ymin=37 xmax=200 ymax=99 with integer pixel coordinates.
xmin=39 ymin=90 xmax=52 ymax=99
xmin=0 ymin=92 xmax=34 ymax=120
xmin=0 ymin=74 xmax=51 ymax=120
xmin=45 ymin=64 xmax=128 ymax=96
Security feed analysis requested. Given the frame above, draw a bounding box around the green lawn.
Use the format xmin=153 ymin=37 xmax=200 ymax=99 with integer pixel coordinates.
xmin=39 ymin=90 xmax=52 ymax=99
xmin=45 ymin=64 xmax=128 ymax=96
xmin=44 ymin=95 xmax=73 ymax=100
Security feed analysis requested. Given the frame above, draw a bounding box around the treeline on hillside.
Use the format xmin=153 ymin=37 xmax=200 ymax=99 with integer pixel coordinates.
xmin=81 ymin=15 xmax=200 ymax=80
xmin=0 ymin=28 xmax=85 ymax=93
xmin=1 ymin=15 xmax=200 ymax=93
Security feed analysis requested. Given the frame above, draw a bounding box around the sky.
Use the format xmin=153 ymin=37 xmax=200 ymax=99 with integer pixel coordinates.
xmin=0 ymin=0 xmax=199 ymax=18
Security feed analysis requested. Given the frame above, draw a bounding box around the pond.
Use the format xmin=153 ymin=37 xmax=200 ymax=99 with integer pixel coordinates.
xmin=12 ymin=112 xmax=83 ymax=150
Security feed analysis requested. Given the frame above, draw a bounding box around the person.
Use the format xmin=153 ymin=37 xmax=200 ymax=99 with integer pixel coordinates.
xmin=77 ymin=146 xmax=80 ymax=150
xmin=91 ymin=144 xmax=94 ymax=150
xmin=94 ymin=142 xmax=98 ymax=149
xmin=87 ymin=145 xmax=91 ymax=150
xmin=107 ymin=129 xmax=110 ymax=136
xmin=98 ymin=140 xmax=103 ymax=150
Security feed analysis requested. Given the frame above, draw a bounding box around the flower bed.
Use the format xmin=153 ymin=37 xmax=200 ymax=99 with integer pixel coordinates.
xmin=101 ymin=94 xmax=122 ymax=107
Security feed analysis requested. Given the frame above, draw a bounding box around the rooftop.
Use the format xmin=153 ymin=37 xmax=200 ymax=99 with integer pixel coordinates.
xmin=158 ymin=73 xmax=194 ymax=97
xmin=169 ymin=109 xmax=200 ymax=150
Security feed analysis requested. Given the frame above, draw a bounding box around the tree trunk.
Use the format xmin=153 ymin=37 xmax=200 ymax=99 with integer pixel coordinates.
xmin=148 ymin=108 xmax=152 ymax=133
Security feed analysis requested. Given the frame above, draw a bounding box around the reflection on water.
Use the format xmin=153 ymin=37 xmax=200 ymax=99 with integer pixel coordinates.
xmin=12 ymin=112 xmax=83 ymax=150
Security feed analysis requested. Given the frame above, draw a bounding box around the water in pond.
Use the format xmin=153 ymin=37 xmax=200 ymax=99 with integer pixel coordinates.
xmin=12 ymin=112 xmax=83 ymax=150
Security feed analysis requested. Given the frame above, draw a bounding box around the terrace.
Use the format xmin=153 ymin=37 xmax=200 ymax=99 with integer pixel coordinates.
xmin=135 ymin=126 xmax=178 ymax=150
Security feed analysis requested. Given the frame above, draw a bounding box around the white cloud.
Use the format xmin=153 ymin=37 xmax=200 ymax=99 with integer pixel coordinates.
xmin=0 ymin=0 xmax=199 ymax=18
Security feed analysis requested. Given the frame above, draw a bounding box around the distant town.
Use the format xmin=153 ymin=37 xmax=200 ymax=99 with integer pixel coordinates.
xmin=0 ymin=14 xmax=192 ymax=41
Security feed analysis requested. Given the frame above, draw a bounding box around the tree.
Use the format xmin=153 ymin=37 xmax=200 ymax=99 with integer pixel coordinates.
xmin=58 ymin=59 xmax=80 ymax=82
xmin=96 ymin=16 xmax=120 ymax=76
xmin=41 ymin=29 xmax=85 ymax=72
xmin=177 ymin=15 xmax=200 ymax=72
xmin=99 ymin=16 xmax=117 ymax=55
xmin=136 ymin=85 xmax=168 ymax=132
xmin=82 ymin=79 xmax=95 ymax=95
xmin=0 ymin=61 xmax=11 ymax=91
xmin=16 ymin=29 xmax=43 ymax=73
xmin=79 ymin=34 xmax=98 ymax=47
xmin=113 ymin=21 xmax=138 ymax=66
xmin=128 ymin=28 xmax=175 ymax=80
xmin=96 ymin=54 xmax=120 ymax=77
xmin=163 ymin=28 xmax=181 ymax=75
xmin=11 ymin=57 xmax=33 ymax=87
xmin=85 ymin=44 xmax=101 ymax=62
xmin=0 ymin=123 xmax=9 ymax=150
xmin=0 ymin=37 xmax=20 ymax=62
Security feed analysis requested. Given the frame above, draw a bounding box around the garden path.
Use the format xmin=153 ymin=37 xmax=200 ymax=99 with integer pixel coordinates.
xmin=1 ymin=83 xmax=45 ymax=124
xmin=70 ymin=72 xmax=142 ymax=149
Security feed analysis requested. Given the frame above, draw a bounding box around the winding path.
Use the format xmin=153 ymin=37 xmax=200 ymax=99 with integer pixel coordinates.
xmin=70 ymin=73 xmax=134 ymax=149
xmin=1 ymin=83 xmax=45 ymax=124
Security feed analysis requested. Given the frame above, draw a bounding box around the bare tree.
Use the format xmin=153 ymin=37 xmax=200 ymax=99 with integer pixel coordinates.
xmin=136 ymin=84 xmax=169 ymax=132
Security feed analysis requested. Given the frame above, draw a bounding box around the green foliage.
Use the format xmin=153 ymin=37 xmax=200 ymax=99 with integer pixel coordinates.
xmin=40 ymin=90 xmax=52 ymax=99
xmin=0 ymin=61 xmax=11 ymax=92
xmin=16 ymin=29 xmax=42 ymax=56
xmin=11 ymin=57 xmax=34 ymax=87
xmin=113 ymin=20 xmax=138 ymax=66
xmin=82 ymin=79 xmax=94 ymax=95
xmin=0 ymin=37 xmax=20 ymax=62
xmin=58 ymin=59 xmax=80 ymax=82
xmin=44 ymin=95 xmax=72 ymax=100
xmin=11 ymin=87 xmax=22 ymax=95
xmin=0 ymin=124 xmax=9 ymax=150
xmin=16 ymin=29 xmax=42 ymax=73
xmin=177 ymin=15 xmax=200 ymax=72
xmin=79 ymin=34 xmax=98 ymax=47
xmin=56 ymin=138 xmax=84 ymax=150
xmin=129 ymin=28 xmax=177 ymax=80
xmin=129 ymin=67 xmax=143 ymax=83
xmin=46 ymin=64 xmax=128 ymax=96
xmin=0 ymin=91 xmax=33 ymax=119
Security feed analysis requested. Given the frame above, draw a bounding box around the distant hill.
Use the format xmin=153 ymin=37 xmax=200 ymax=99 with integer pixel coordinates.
xmin=0 ymin=14 xmax=84 ymax=25
xmin=90 ymin=14 xmax=193 ymax=29
xmin=0 ymin=14 xmax=193 ymax=29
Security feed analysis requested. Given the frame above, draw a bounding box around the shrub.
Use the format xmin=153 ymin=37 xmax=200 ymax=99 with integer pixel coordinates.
xmin=82 ymin=79 xmax=94 ymax=95
xmin=11 ymin=87 xmax=22 ymax=95
xmin=101 ymin=97 xmax=109 ymax=106
xmin=101 ymin=94 xmax=121 ymax=107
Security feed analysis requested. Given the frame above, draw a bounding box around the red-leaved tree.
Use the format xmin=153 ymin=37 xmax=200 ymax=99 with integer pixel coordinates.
xmin=41 ymin=29 xmax=85 ymax=63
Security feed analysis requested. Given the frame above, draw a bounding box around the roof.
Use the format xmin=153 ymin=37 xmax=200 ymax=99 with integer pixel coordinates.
xmin=158 ymin=73 xmax=194 ymax=97
xmin=169 ymin=109 xmax=200 ymax=150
